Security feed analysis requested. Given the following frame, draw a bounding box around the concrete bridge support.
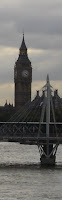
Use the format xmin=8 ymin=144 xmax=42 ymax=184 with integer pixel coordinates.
xmin=39 ymin=143 xmax=58 ymax=165
xmin=39 ymin=75 xmax=58 ymax=165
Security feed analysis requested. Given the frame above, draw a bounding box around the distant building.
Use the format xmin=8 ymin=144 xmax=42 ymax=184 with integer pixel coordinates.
xmin=4 ymin=100 xmax=13 ymax=111
xmin=0 ymin=101 xmax=15 ymax=122
xmin=53 ymin=89 xmax=62 ymax=109
xmin=31 ymin=89 xmax=62 ymax=110
xmin=14 ymin=34 xmax=32 ymax=109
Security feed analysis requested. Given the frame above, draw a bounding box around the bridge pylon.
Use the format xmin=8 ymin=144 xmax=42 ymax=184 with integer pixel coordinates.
xmin=38 ymin=74 xmax=58 ymax=165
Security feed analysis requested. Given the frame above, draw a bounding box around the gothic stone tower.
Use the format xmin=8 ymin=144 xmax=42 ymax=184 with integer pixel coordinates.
xmin=14 ymin=34 xmax=32 ymax=109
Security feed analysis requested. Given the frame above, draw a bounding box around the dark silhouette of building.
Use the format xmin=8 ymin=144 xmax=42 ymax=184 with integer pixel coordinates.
xmin=14 ymin=34 xmax=32 ymax=109
xmin=53 ymin=90 xmax=62 ymax=109
xmin=0 ymin=35 xmax=62 ymax=121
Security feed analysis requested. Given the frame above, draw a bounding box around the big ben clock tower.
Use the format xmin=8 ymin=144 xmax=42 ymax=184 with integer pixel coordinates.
xmin=14 ymin=34 xmax=32 ymax=109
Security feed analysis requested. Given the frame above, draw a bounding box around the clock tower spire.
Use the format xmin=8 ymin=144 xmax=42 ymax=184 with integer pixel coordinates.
xmin=19 ymin=33 xmax=27 ymax=55
xmin=14 ymin=35 xmax=32 ymax=109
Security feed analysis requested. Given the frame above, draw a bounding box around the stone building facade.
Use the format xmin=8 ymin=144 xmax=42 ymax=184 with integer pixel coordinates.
xmin=14 ymin=34 xmax=32 ymax=109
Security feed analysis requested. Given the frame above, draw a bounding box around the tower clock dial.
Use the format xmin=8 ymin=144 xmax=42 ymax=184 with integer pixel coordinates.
xmin=22 ymin=70 xmax=29 ymax=77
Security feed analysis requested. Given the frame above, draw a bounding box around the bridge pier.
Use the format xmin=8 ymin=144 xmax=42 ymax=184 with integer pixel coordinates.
xmin=39 ymin=142 xmax=58 ymax=165
xmin=40 ymin=144 xmax=55 ymax=165
xmin=40 ymin=155 xmax=55 ymax=165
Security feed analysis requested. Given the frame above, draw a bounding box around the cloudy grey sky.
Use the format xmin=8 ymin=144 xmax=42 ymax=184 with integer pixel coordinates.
xmin=0 ymin=0 xmax=62 ymax=105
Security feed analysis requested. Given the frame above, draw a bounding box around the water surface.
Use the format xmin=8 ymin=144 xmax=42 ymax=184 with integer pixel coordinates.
xmin=0 ymin=143 xmax=62 ymax=199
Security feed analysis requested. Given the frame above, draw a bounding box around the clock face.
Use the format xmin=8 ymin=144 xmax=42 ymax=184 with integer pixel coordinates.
xmin=22 ymin=70 xmax=29 ymax=77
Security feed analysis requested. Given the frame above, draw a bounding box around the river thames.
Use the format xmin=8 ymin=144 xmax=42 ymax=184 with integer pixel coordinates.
xmin=0 ymin=142 xmax=62 ymax=199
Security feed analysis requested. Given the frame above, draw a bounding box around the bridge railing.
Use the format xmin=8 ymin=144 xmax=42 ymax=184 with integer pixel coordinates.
xmin=0 ymin=122 xmax=61 ymax=138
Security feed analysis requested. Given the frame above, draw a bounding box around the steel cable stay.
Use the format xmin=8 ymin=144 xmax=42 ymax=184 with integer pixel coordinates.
xmin=9 ymin=99 xmax=31 ymax=122
xmin=8 ymin=89 xmax=38 ymax=122
xmin=50 ymin=95 xmax=57 ymax=135
xmin=0 ymin=89 xmax=42 ymax=136
xmin=21 ymin=90 xmax=42 ymax=122
xmin=8 ymin=99 xmax=39 ymax=123
xmin=20 ymin=102 xmax=41 ymax=136
xmin=19 ymin=99 xmax=40 ymax=122
xmin=12 ymin=100 xmax=33 ymax=122
xmin=8 ymin=105 xmax=25 ymax=122
xmin=31 ymin=89 xmax=45 ymax=122
xmin=37 ymin=97 xmax=47 ymax=138
xmin=31 ymin=97 xmax=43 ymax=122
xmin=8 ymin=85 xmax=44 ymax=122
xmin=26 ymin=97 xmax=42 ymax=122
xmin=8 ymin=89 xmax=41 ymax=122
xmin=0 ymin=100 xmax=32 ymax=135
xmin=20 ymin=98 xmax=39 ymax=122
xmin=30 ymin=106 xmax=40 ymax=122
xmin=21 ymin=97 xmax=42 ymax=136
xmin=13 ymin=103 xmax=31 ymax=122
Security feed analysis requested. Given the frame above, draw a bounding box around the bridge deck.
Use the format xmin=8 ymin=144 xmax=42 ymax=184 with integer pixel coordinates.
xmin=0 ymin=122 xmax=62 ymax=145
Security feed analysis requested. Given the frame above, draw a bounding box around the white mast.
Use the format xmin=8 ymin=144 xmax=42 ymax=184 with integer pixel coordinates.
xmin=46 ymin=74 xmax=50 ymax=138
xmin=39 ymin=75 xmax=58 ymax=164
xmin=46 ymin=74 xmax=51 ymax=156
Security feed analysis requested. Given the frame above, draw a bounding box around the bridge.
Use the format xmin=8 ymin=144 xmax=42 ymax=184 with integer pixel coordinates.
xmin=0 ymin=75 xmax=62 ymax=165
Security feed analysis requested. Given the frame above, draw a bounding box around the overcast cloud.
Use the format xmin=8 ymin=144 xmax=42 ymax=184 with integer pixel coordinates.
xmin=0 ymin=0 xmax=62 ymax=105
